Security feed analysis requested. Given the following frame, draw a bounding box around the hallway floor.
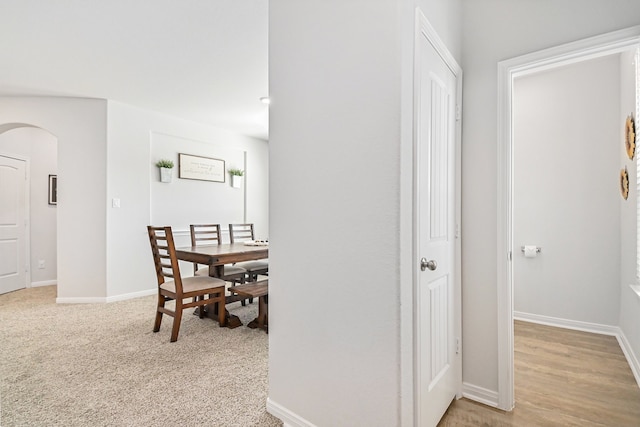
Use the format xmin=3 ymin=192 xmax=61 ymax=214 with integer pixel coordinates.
xmin=439 ymin=320 xmax=640 ymax=426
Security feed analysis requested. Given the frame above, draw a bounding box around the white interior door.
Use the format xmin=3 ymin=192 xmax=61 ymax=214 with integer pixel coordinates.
xmin=415 ymin=16 xmax=459 ymax=427
xmin=0 ymin=155 xmax=27 ymax=294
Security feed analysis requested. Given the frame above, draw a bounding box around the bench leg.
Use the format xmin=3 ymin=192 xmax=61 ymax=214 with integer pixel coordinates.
xmin=247 ymin=295 xmax=268 ymax=333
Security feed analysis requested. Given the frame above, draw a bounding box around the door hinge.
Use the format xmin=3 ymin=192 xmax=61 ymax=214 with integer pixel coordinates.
xmin=456 ymin=337 xmax=461 ymax=354
xmin=455 ymin=104 xmax=461 ymax=121
xmin=508 ymin=251 xmax=512 ymax=261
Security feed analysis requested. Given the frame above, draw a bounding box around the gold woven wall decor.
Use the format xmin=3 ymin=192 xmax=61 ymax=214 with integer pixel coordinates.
xmin=620 ymin=166 xmax=630 ymax=200
xmin=625 ymin=114 xmax=636 ymax=160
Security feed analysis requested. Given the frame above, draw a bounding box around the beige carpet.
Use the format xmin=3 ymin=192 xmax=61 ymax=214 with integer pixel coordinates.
xmin=0 ymin=286 xmax=283 ymax=427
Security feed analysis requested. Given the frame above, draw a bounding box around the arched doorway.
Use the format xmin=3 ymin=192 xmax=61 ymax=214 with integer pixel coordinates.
xmin=0 ymin=124 xmax=58 ymax=294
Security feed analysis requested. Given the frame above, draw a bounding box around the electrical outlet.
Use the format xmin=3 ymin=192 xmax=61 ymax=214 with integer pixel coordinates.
xmin=38 ymin=260 xmax=45 ymax=269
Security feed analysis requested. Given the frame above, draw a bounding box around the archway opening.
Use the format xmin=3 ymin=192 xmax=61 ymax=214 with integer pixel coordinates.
xmin=0 ymin=123 xmax=58 ymax=295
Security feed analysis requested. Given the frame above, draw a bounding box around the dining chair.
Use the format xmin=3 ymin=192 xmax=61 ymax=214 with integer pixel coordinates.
xmin=189 ymin=224 xmax=248 ymax=282
xmin=228 ymin=223 xmax=269 ymax=281
xmin=190 ymin=224 xmax=249 ymax=305
xmin=147 ymin=226 xmax=226 ymax=342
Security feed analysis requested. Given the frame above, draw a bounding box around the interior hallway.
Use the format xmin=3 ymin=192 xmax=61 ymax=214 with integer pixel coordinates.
xmin=439 ymin=320 xmax=640 ymax=426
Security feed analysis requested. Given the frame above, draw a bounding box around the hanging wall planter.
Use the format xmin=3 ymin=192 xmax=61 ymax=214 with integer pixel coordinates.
xmin=160 ymin=167 xmax=173 ymax=183
xmin=228 ymin=168 xmax=244 ymax=188
xmin=156 ymin=159 xmax=175 ymax=183
xmin=231 ymin=175 xmax=242 ymax=188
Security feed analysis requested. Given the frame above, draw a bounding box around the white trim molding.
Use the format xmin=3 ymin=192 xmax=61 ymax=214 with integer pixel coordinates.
xmin=514 ymin=312 xmax=619 ymax=336
xmin=618 ymin=329 xmax=640 ymax=388
xmin=266 ymin=398 xmax=317 ymax=427
xmin=461 ymin=383 xmax=499 ymax=408
xmin=56 ymin=296 xmax=108 ymax=304
xmin=497 ymin=25 xmax=640 ymax=412
xmin=31 ymin=280 xmax=57 ymax=288
xmin=56 ymin=288 xmax=156 ymax=304
xmin=106 ymin=288 xmax=156 ymax=303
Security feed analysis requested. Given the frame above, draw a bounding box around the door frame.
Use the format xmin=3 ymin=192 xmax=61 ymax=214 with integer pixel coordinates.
xmin=0 ymin=152 xmax=31 ymax=290
xmin=413 ymin=9 xmax=463 ymax=425
xmin=496 ymin=25 xmax=640 ymax=411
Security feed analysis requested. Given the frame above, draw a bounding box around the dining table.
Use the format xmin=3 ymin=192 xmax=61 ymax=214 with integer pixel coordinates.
xmin=175 ymin=242 xmax=269 ymax=328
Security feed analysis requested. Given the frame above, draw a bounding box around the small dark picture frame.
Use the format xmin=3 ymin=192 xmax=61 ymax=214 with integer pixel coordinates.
xmin=48 ymin=174 xmax=57 ymax=205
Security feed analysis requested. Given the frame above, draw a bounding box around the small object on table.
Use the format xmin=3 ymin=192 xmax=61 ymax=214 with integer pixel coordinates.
xmin=243 ymin=239 xmax=269 ymax=246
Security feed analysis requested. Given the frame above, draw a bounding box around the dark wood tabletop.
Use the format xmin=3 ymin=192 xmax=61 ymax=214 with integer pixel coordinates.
xmin=175 ymin=243 xmax=268 ymax=277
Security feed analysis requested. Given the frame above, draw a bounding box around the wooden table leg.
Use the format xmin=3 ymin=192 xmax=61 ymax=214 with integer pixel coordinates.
xmin=208 ymin=301 xmax=242 ymax=328
xmin=209 ymin=264 xmax=225 ymax=278
xmin=247 ymin=295 xmax=268 ymax=333
xmin=195 ymin=301 xmax=242 ymax=328
xmin=195 ymin=265 xmax=243 ymax=327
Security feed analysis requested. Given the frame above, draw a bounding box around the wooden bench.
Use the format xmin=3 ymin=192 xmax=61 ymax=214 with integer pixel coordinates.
xmin=228 ymin=280 xmax=268 ymax=333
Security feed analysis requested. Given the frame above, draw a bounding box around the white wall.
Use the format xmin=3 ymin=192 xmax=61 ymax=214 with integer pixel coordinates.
xmin=268 ymin=0 xmax=461 ymax=426
xmin=269 ymin=2 xmax=400 ymax=426
xmin=0 ymin=127 xmax=58 ymax=285
xmin=619 ymin=49 xmax=640 ymax=374
xmin=105 ymin=101 xmax=269 ymax=299
xmin=149 ymin=132 xmax=246 ymax=233
xmin=461 ymin=0 xmax=640 ymax=396
xmin=513 ymin=56 xmax=621 ymax=326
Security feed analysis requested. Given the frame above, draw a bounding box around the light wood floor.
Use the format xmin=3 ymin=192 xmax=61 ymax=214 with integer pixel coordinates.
xmin=438 ymin=320 xmax=640 ymax=426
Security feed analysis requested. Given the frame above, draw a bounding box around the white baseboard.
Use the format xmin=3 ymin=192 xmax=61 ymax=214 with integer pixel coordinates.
xmin=461 ymin=383 xmax=499 ymax=408
xmin=56 ymin=296 xmax=108 ymax=304
xmin=514 ymin=311 xmax=619 ymax=336
xmin=617 ymin=330 xmax=640 ymax=388
xmin=515 ymin=312 xmax=640 ymax=389
xmin=30 ymin=280 xmax=57 ymax=288
xmin=56 ymin=288 xmax=156 ymax=304
xmin=266 ymin=398 xmax=317 ymax=427
xmin=105 ymin=288 xmax=156 ymax=303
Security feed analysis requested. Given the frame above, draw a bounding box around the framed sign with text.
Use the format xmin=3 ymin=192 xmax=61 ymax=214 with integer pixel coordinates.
xmin=178 ymin=153 xmax=225 ymax=183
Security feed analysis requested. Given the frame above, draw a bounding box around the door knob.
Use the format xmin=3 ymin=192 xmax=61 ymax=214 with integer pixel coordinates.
xmin=420 ymin=258 xmax=437 ymax=271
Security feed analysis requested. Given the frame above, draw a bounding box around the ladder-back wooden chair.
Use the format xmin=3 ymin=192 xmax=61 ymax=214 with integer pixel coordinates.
xmin=189 ymin=224 xmax=247 ymax=284
xmin=228 ymin=223 xmax=269 ymax=281
xmin=148 ymin=226 xmax=227 ymax=342
xmin=190 ymin=223 xmax=250 ymax=305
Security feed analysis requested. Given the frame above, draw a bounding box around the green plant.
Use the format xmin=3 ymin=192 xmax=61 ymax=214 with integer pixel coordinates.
xmin=155 ymin=159 xmax=174 ymax=169
xmin=228 ymin=168 xmax=244 ymax=176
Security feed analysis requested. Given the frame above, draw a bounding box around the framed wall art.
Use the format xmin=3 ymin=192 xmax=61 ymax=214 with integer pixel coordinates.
xmin=178 ymin=153 xmax=225 ymax=182
xmin=48 ymin=174 xmax=57 ymax=205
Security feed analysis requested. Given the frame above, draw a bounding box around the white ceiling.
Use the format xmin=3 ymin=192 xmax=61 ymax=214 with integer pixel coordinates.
xmin=0 ymin=1 xmax=269 ymax=140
